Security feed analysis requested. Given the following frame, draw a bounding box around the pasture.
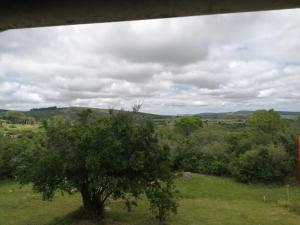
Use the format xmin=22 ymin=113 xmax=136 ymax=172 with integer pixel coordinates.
xmin=1 ymin=174 xmax=300 ymax=225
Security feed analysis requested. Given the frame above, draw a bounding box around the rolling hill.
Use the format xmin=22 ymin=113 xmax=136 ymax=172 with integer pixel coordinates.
xmin=196 ymin=110 xmax=300 ymax=119
xmin=0 ymin=106 xmax=172 ymax=121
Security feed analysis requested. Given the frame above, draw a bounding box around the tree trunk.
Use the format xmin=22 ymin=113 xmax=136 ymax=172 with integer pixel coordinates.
xmin=80 ymin=183 xmax=104 ymax=218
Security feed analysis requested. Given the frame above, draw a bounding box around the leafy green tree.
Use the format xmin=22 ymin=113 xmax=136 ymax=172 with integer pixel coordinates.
xmin=247 ymin=109 xmax=286 ymax=138
xmin=175 ymin=116 xmax=203 ymax=137
xmin=19 ymin=110 xmax=177 ymax=219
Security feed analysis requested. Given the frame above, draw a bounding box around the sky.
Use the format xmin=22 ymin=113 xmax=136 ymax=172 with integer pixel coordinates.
xmin=0 ymin=9 xmax=300 ymax=115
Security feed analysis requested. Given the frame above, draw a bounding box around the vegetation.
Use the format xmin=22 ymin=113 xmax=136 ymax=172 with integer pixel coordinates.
xmin=166 ymin=110 xmax=298 ymax=183
xmin=0 ymin=107 xmax=300 ymax=224
xmin=2 ymin=111 xmax=35 ymax=124
xmin=26 ymin=106 xmax=171 ymax=121
xmin=17 ymin=109 xmax=177 ymax=221
xmin=175 ymin=116 xmax=203 ymax=137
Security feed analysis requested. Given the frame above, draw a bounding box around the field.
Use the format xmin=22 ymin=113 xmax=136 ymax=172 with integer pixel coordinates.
xmin=1 ymin=174 xmax=300 ymax=225
xmin=1 ymin=123 xmax=40 ymax=133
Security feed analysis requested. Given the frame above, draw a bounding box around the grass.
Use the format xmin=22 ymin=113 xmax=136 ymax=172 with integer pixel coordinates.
xmin=1 ymin=123 xmax=40 ymax=133
xmin=1 ymin=174 xmax=300 ymax=225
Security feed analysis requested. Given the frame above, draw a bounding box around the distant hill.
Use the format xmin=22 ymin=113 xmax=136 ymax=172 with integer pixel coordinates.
xmin=196 ymin=110 xmax=300 ymax=119
xmin=10 ymin=106 xmax=172 ymax=121
xmin=0 ymin=107 xmax=299 ymax=121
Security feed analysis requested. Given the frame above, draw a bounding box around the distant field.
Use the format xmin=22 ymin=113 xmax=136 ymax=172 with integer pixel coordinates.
xmin=1 ymin=174 xmax=300 ymax=225
xmin=0 ymin=123 xmax=40 ymax=137
xmin=1 ymin=123 xmax=40 ymax=132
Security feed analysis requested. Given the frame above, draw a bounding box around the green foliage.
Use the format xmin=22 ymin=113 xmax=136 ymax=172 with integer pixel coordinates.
xmin=146 ymin=181 xmax=178 ymax=223
xmin=231 ymin=144 xmax=291 ymax=183
xmin=18 ymin=110 xmax=177 ymax=220
xmin=2 ymin=111 xmax=35 ymax=124
xmin=175 ymin=116 xmax=203 ymax=136
xmin=173 ymin=148 xmax=200 ymax=172
xmin=0 ymin=136 xmax=35 ymax=179
xmin=0 ymin=137 xmax=19 ymax=178
xmin=247 ymin=109 xmax=286 ymax=136
xmin=198 ymin=141 xmax=231 ymax=176
xmin=169 ymin=109 xmax=297 ymax=184
xmin=173 ymin=127 xmax=231 ymax=174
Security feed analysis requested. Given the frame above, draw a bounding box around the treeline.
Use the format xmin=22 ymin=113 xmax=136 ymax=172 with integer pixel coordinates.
xmin=0 ymin=109 xmax=299 ymax=185
xmin=159 ymin=110 xmax=298 ymax=184
xmin=1 ymin=111 xmax=35 ymax=124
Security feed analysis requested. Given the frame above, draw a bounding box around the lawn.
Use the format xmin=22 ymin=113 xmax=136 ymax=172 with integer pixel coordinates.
xmin=1 ymin=174 xmax=300 ymax=225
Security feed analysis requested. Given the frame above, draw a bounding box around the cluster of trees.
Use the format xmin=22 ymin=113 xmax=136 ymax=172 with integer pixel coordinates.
xmin=1 ymin=111 xmax=35 ymax=124
xmin=30 ymin=106 xmax=58 ymax=111
xmin=164 ymin=110 xmax=297 ymax=183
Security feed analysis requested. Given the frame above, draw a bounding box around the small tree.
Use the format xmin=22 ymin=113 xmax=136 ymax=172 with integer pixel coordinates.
xmin=147 ymin=181 xmax=178 ymax=224
xmin=19 ymin=110 xmax=177 ymax=220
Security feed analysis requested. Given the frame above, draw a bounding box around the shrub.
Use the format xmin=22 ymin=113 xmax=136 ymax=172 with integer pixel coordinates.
xmin=147 ymin=181 xmax=178 ymax=223
xmin=198 ymin=142 xmax=231 ymax=176
xmin=0 ymin=137 xmax=24 ymax=179
xmin=231 ymin=144 xmax=291 ymax=183
xmin=172 ymin=146 xmax=200 ymax=172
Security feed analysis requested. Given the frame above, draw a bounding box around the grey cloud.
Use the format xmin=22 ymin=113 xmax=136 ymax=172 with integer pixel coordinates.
xmin=0 ymin=9 xmax=300 ymax=113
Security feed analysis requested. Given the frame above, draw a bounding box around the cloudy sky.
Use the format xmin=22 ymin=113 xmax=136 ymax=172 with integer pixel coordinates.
xmin=0 ymin=9 xmax=300 ymax=115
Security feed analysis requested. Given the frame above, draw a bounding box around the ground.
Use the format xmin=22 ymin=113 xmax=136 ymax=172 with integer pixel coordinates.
xmin=1 ymin=174 xmax=300 ymax=225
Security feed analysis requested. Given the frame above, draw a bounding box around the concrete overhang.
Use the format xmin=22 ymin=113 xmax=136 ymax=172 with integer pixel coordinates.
xmin=1 ymin=0 xmax=300 ymax=30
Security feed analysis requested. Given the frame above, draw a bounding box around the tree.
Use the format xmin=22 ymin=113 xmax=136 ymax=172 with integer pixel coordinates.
xmin=247 ymin=109 xmax=286 ymax=136
xmin=19 ymin=110 xmax=177 ymax=220
xmin=175 ymin=116 xmax=203 ymax=137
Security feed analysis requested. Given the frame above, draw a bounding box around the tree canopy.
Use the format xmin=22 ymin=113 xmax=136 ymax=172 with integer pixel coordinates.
xmin=247 ymin=109 xmax=286 ymax=135
xmin=19 ymin=110 xmax=177 ymax=220
xmin=175 ymin=116 xmax=203 ymax=136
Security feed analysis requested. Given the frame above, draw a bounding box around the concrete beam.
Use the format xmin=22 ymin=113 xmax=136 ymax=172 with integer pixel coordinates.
xmin=1 ymin=0 xmax=300 ymax=30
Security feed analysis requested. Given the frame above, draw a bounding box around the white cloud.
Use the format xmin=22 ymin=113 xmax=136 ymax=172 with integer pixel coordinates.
xmin=0 ymin=9 xmax=300 ymax=114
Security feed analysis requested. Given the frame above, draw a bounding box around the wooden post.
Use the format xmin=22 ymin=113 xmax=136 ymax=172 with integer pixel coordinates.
xmin=298 ymin=134 xmax=300 ymax=182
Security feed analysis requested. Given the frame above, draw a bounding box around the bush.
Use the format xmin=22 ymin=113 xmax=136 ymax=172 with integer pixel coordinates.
xmin=0 ymin=137 xmax=22 ymax=179
xmin=147 ymin=181 xmax=178 ymax=223
xmin=198 ymin=142 xmax=231 ymax=176
xmin=231 ymin=144 xmax=291 ymax=183
xmin=172 ymin=146 xmax=200 ymax=172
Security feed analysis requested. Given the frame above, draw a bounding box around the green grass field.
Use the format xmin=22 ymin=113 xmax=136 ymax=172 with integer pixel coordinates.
xmin=1 ymin=123 xmax=40 ymax=133
xmin=1 ymin=174 xmax=300 ymax=225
